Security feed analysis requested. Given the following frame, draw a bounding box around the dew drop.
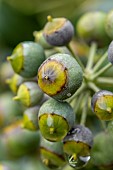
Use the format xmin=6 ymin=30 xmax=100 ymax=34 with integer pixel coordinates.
xmin=67 ymin=154 xmax=90 ymax=169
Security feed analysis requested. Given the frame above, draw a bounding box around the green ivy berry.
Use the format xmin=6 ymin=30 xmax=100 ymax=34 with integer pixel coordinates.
xmin=7 ymin=41 xmax=45 ymax=78
xmin=38 ymin=98 xmax=75 ymax=142
xmin=23 ymin=106 xmax=40 ymax=131
xmin=105 ymin=10 xmax=113 ymax=39
xmin=43 ymin=16 xmax=74 ymax=46
xmin=38 ymin=53 xmax=83 ymax=100
xmin=76 ymin=11 xmax=110 ymax=46
xmin=6 ymin=74 xmax=24 ymax=94
xmin=2 ymin=121 xmax=40 ymax=157
xmin=40 ymin=137 xmax=66 ymax=169
xmin=91 ymin=90 xmax=113 ymax=121
xmin=13 ymin=82 xmax=43 ymax=107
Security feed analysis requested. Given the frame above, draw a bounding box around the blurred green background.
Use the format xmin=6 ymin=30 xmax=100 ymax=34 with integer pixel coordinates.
xmin=0 ymin=0 xmax=113 ymax=62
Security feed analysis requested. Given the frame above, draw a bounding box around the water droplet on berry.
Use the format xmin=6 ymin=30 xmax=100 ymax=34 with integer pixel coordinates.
xmin=67 ymin=154 xmax=90 ymax=169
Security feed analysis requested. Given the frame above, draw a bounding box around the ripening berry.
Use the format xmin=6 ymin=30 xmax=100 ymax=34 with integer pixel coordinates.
xmin=38 ymin=98 xmax=75 ymax=142
xmin=63 ymin=125 xmax=93 ymax=157
xmin=91 ymin=90 xmax=113 ymax=120
xmin=38 ymin=53 xmax=83 ymax=101
xmin=7 ymin=41 xmax=45 ymax=78
xmin=43 ymin=16 xmax=74 ymax=46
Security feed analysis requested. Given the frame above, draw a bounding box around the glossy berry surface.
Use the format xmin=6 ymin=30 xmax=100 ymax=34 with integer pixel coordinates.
xmin=63 ymin=125 xmax=93 ymax=157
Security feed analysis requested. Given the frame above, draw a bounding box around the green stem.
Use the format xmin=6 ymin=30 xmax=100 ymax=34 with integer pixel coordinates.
xmin=96 ymin=77 xmax=113 ymax=85
xmin=74 ymin=93 xmax=84 ymax=114
xmin=86 ymin=42 xmax=97 ymax=71
xmin=92 ymin=51 xmax=108 ymax=72
xmin=88 ymin=82 xmax=100 ymax=92
xmin=80 ymin=92 xmax=89 ymax=126
xmin=101 ymin=120 xmax=106 ymax=131
xmin=91 ymin=63 xmax=112 ymax=80
xmin=66 ymin=44 xmax=85 ymax=71
xmin=68 ymin=83 xmax=86 ymax=103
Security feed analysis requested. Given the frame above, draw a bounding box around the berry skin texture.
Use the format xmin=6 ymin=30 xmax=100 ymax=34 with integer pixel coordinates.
xmin=91 ymin=90 xmax=113 ymax=121
xmin=63 ymin=125 xmax=93 ymax=157
xmin=13 ymin=82 xmax=44 ymax=107
xmin=38 ymin=98 xmax=75 ymax=142
xmin=108 ymin=40 xmax=113 ymax=64
xmin=76 ymin=12 xmax=110 ymax=46
xmin=7 ymin=41 xmax=45 ymax=78
xmin=43 ymin=16 xmax=74 ymax=46
xmin=38 ymin=53 xmax=83 ymax=100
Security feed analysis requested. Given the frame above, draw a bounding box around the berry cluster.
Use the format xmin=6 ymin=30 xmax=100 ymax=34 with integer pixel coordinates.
xmin=3 ymin=11 xmax=113 ymax=170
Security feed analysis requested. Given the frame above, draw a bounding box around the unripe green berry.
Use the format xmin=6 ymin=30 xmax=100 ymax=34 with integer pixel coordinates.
xmin=6 ymin=74 xmax=24 ymax=93
xmin=38 ymin=98 xmax=75 ymax=142
xmin=13 ymin=82 xmax=43 ymax=107
xmin=40 ymin=137 xmax=66 ymax=169
xmin=91 ymin=132 xmax=113 ymax=168
xmin=38 ymin=53 xmax=83 ymax=100
xmin=6 ymin=74 xmax=37 ymax=94
xmin=91 ymin=90 xmax=113 ymax=121
xmin=0 ymin=92 xmax=22 ymax=127
xmin=23 ymin=106 xmax=40 ymax=131
xmin=7 ymin=41 xmax=45 ymax=78
xmin=43 ymin=16 xmax=74 ymax=46
xmin=2 ymin=121 xmax=40 ymax=157
xmin=63 ymin=125 xmax=93 ymax=157
xmin=76 ymin=11 xmax=110 ymax=46
xmin=105 ymin=10 xmax=113 ymax=39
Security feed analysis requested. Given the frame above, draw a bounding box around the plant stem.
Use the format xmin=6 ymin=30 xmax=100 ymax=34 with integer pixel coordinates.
xmin=80 ymin=92 xmax=89 ymax=126
xmin=101 ymin=120 xmax=106 ymax=131
xmin=66 ymin=43 xmax=85 ymax=71
xmin=86 ymin=42 xmax=97 ymax=71
xmin=74 ymin=93 xmax=84 ymax=114
xmin=88 ymin=82 xmax=100 ymax=92
xmin=91 ymin=63 xmax=112 ymax=80
xmin=92 ymin=51 xmax=108 ymax=72
xmin=68 ymin=83 xmax=86 ymax=103
xmin=96 ymin=77 xmax=113 ymax=85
